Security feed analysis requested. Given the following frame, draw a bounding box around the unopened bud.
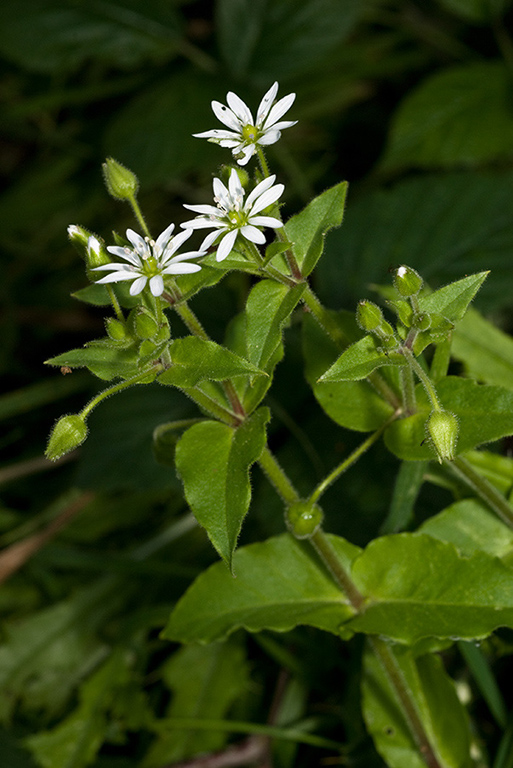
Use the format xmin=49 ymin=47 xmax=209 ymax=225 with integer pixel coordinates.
xmin=134 ymin=308 xmax=159 ymax=340
xmin=413 ymin=312 xmax=431 ymax=331
xmin=286 ymin=500 xmax=323 ymax=539
xmin=356 ymin=300 xmax=383 ymax=332
xmin=86 ymin=235 xmax=110 ymax=269
xmin=46 ymin=414 xmax=88 ymax=461
xmin=67 ymin=224 xmax=91 ymax=248
xmin=394 ymin=265 xmax=423 ymax=297
xmin=426 ymin=410 xmax=459 ymax=462
xmin=105 ymin=317 xmax=128 ymax=341
xmin=102 ymin=157 xmax=139 ymax=201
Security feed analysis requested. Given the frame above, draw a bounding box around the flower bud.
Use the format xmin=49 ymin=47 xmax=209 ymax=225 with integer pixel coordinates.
xmin=426 ymin=409 xmax=459 ymax=462
xmin=105 ymin=317 xmax=128 ymax=341
xmin=134 ymin=308 xmax=159 ymax=340
xmin=394 ymin=265 xmax=423 ymax=297
xmin=356 ymin=300 xmax=383 ymax=332
xmin=86 ymin=235 xmax=110 ymax=269
xmin=413 ymin=312 xmax=431 ymax=331
xmin=286 ymin=500 xmax=323 ymax=539
xmin=102 ymin=157 xmax=139 ymax=201
xmin=46 ymin=414 xmax=88 ymax=461
xmin=67 ymin=224 xmax=91 ymax=249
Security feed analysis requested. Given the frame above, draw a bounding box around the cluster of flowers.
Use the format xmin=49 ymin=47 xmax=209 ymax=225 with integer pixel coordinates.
xmin=73 ymin=83 xmax=296 ymax=298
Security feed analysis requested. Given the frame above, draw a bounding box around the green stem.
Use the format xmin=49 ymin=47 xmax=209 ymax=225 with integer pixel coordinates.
xmin=222 ymin=380 xmax=246 ymax=422
xmin=257 ymin=146 xmax=271 ymax=178
xmin=106 ymin=286 xmax=124 ymax=322
xmin=404 ymin=349 xmax=441 ymax=410
xmin=369 ymin=637 xmax=442 ymax=768
xmin=80 ymin=367 xmax=161 ymax=420
xmin=308 ymin=417 xmax=395 ymax=506
xmin=400 ymin=365 xmax=416 ymax=416
xmin=173 ymin=301 xmax=210 ymax=341
xmin=302 ymin=285 xmax=349 ymax=347
xmin=445 ymin=455 xmax=513 ymax=529
xmin=258 ymin=447 xmax=300 ymax=505
xmin=128 ymin=195 xmax=151 ymax=239
xmin=310 ymin=529 xmax=364 ymax=610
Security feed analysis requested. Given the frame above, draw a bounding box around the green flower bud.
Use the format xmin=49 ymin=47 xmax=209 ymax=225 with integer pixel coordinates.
xmin=286 ymin=500 xmax=323 ymax=539
xmin=134 ymin=308 xmax=159 ymax=340
xmin=394 ymin=265 xmax=423 ymax=297
xmin=356 ymin=300 xmax=384 ymax=332
xmin=102 ymin=157 xmax=139 ymax=201
xmin=86 ymin=235 xmax=110 ymax=269
xmin=413 ymin=312 xmax=431 ymax=331
xmin=67 ymin=224 xmax=91 ymax=249
xmin=105 ymin=317 xmax=128 ymax=341
xmin=426 ymin=409 xmax=459 ymax=463
xmin=46 ymin=414 xmax=88 ymax=461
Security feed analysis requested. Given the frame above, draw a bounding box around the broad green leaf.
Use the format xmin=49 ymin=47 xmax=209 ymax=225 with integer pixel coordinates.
xmin=319 ymin=334 xmax=403 ymax=382
xmin=303 ymin=313 xmax=396 ymax=431
xmin=162 ymin=533 xmax=361 ymax=643
xmin=245 ymin=280 xmax=306 ymax=372
xmin=143 ymin=640 xmax=248 ymax=767
xmin=418 ymin=271 xmax=488 ymax=323
xmin=284 ymin=182 xmax=348 ymax=276
xmin=380 ymin=62 xmax=513 ymax=172
xmin=175 ymin=409 xmax=270 ymax=567
xmin=385 ymin=376 xmax=513 ymax=461
xmin=317 ymin=171 xmax=513 ymax=314
xmin=158 ymin=337 xmax=265 ymax=389
xmin=0 ymin=580 xmax=123 ymax=722
xmin=45 ymin=340 xmax=140 ymax=381
xmin=420 ymin=499 xmax=513 ymax=560
xmin=362 ymin=643 xmax=472 ymax=768
xmin=465 ymin=449 xmax=513 ymax=496
xmin=348 ymin=533 xmax=513 ymax=643
xmin=452 ymin=308 xmax=513 ymax=390
xmin=0 ymin=0 xmax=181 ymax=74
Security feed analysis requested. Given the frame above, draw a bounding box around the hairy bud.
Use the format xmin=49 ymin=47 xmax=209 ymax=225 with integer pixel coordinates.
xmin=426 ymin=410 xmax=459 ymax=462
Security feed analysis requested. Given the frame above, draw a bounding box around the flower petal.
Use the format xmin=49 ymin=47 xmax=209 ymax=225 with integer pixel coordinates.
xmin=235 ymin=144 xmax=256 ymax=165
xmin=155 ymin=222 xmax=175 ymax=252
xmin=262 ymin=92 xmax=296 ymax=129
xmin=216 ymin=229 xmax=238 ymax=261
xmin=249 ymin=184 xmax=284 ymax=215
xmin=248 ymin=215 xmax=283 ymax=228
xmin=183 ymin=203 xmax=221 ymax=216
xmin=163 ymin=228 xmax=193 ymax=259
xmin=213 ymin=177 xmax=230 ymax=209
xmin=193 ymin=129 xmax=240 ymax=140
xmin=181 ymin=218 xmax=225 ymax=231
xmin=149 ymin=275 xmax=164 ymax=296
xmin=167 ymin=249 xmax=206 ymax=264
xmin=95 ymin=271 xmax=138 ymax=284
xmin=240 ymin=225 xmax=266 ymax=244
xmin=258 ymin=129 xmax=281 ymax=146
xmin=129 ymin=276 xmax=147 ymax=295
xmin=200 ymin=229 xmax=224 ymax=250
xmin=228 ymin=168 xmax=244 ymax=205
xmin=162 ymin=262 xmax=202 ymax=274
xmin=256 ymin=82 xmax=279 ymax=125
xmin=106 ymin=245 xmax=141 ymax=266
xmin=245 ymin=175 xmax=276 ymax=209
xmin=226 ymin=91 xmax=254 ymax=125
xmin=211 ymin=100 xmax=241 ymax=132
xmin=126 ymin=229 xmax=149 ymax=256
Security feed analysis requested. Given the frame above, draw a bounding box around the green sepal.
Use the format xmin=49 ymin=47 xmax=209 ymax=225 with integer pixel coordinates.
xmin=158 ymin=337 xmax=265 ymax=389
xmin=162 ymin=533 xmax=361 ymax=643
xmin=319 ymin=334 xmax=406 ymax=382
xmin=384 ymin=376 xmax=513 ymax=461
xmin=46 ymin=414 xmax=88 ymax=461
xmin=284 ymin=181 xmax=348 ymax=276
xmin=45 ymin=339 xmax=140 ymax=381
xmin=174 ymin=408 xmax=270 ymax=568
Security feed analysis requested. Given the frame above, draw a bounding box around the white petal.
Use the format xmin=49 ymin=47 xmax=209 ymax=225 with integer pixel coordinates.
xmin=262 ymin=92 xmax=296 ymax=129
xmin=218 ymin=139 xmax=245 ymax=149
xmin=200 ymin=230 xmax=224 ymax=250
xmin=211 ymin=100 xmax=241 ymax=132
xmin=248 ymin=215 xmax=283 ymax=228
xmin=193 ymin=129 xmax=240 ymax=140
xmin=235 ymin=144 xmax=256 ymax=165
xmin=228 ymin=168 xmax=244 ymax=204
xmin=167 ymin=249 xmax=206 ymax=264
xmin=258 ymin=129 xmax=281 ymax=146
xmin=155 ymin=223 xmax=175 ymax=252
xmin=182 ymin=218 xmax=224 ymax=231
xmin=149 ymin=275 xmax=164 ymax=296
xmin=163 ymin=228 xmax=193 ymax=258
xmin=268 ymin=120 xmax=297 ymax=131
xmin=87 ymin=236 xmax=101 ymax=256
xmin=216 ymin=229 xmax=238 ymax=261
xmin=129 ymin=276 xmax=148 ymax=295
xmin=249 ymin=184 xmax=284 ymax=215
xmin=245 ymin=175 xmax=276 ymax=209
xmin=162 ymin=263 xmax=202 ymax=274
xmin=92 ymin=263 xmax=132 ymax=272
xmin=183 ymin=203 xmax=221 ymax=216
xmin=241 ymin=225 xmax=265 ymax=244
xmin=106 ymin=245 xmax=141 ymax=266
xmin=256 ymin=82 xmax=279 ymax=125
xmin=126 ymin=229 xmax=148 ymax=256
xmin=213 ymin=177 xmax=231 ymax=210
xmin=226 ymin=91 xmax=254 ymax=125
xmin=95 ymin=271 xmax=138 ymax=284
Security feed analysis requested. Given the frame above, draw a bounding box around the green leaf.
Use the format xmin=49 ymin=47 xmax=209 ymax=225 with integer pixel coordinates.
xmin=303 ymin=313 xmax=396 ymax=431
xmin=173 ymin=262 xmax=227 ymax=302
xmin=418 ymin=271 xmax=488 ymax=323
xmin=158 ymin=337 xmax=265 ymax=389
xmin=143 ymin=640 xmax=248 ymax=767
xmin=362 ymin=643 xmax=472 ymax=768
xmin=452 ymin=308 xmax=513 ymax=390
xmin=436 ymin=0 xmax=511 ymax=22
xmin=319 ymin=334 xmax=403 ymax=382
xmin=71 ymin=284 xmax=112 ymax=307
xmin=380 ymin=62 xmax=513 ymax=172
xmin=0 ymin=0 xmax=181 ymax=75
xmin=420 ymin=498 xmax=513 ymax=560
xmin=348 ymin=533 xmax=513 ymax=644
xmin=284 ymin=182 xmax=348 ymax=276
xmin=162 ymin=533 xmax=361 ymax=643
xmin=381 ymin=461 xmax=427 ymax=534
xmin=45 ymin=340 xmax=140 ymax=381
xmin=384 ymin=376 xmax=513 ymax=461
xmin=245 ymin=280 xmax=306 ymax=372
xmin=175 ymin=409 xmax=270 ymax=567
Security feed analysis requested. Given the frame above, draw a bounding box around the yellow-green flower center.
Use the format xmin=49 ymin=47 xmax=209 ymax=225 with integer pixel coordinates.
xmin=242 ymin=123 xmax=258 ymax=142
xmin=142 ymin=255 xmax=159 ymax=276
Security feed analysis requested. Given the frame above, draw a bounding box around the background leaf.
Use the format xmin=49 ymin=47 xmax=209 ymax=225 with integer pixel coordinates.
xmin=452 ymin=308 xmax=513 ymax=390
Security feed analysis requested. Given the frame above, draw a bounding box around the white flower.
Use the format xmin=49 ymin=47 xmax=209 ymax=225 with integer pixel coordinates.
xmin=193 ymin=82 xmax=297 ymax=166
xmin=92 ymin=225 xmax=204 ymax=297
xmin=181 ymin=169 xmax=284 ymax=262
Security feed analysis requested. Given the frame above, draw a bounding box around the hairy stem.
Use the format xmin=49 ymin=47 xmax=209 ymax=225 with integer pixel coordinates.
xmin=258 ymin=447 xmax=300 ymax=505
xmin=446 ymin=455 xmax=513 ymax=529
xmin=310 ymin=529 xmax=364 ymax=610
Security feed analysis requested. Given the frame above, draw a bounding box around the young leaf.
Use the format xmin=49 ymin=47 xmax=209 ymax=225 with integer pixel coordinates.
xmin=284 ymin=181 xmax=348 ymax=276
xmin=362 ymin=643 xmax=472 ymax=768
xmin=163 ymin=533 xmax=361 ymax=643
xmin=348 ymin=533 xmax=513 ymax=644
xmin=143 ymin=640 xmax=248 ymax=767
xmin=384 ymin=376 xmax=513 ymax=461
xmin=175 ymin=408 xmax=270 ymax=567
xmin=452 ymin=307 xmax=513 ymax=390
xmin=158 ymin=337 xmax=265 ymax=388
xmin=45 ymin=340 xmax=140 ymax=381
xmin=319 ymin=334 xmax=404 ymax=382
xmin=418 ymin=271 xmax=488 ymax=323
